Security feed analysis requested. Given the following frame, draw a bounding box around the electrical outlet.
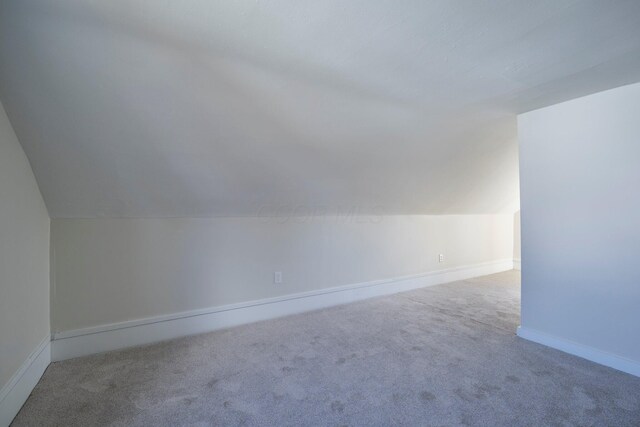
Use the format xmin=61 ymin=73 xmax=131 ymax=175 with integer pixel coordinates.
xmin=439 ymin=254 xmax=444 ymax=263
xmin=274 ymin=271 xmax=283 ymax=284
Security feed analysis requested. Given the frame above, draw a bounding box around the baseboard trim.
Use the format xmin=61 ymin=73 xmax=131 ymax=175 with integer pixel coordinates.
xmin=517 ymin=326 xmax=640 ymax=378
xmin=513 ymin=258 xmax=521 ymax=270
xmin=52 ymin=259 xmax=513 ymax=361
xmin=0 ymin=336 xmax=51 ymax=427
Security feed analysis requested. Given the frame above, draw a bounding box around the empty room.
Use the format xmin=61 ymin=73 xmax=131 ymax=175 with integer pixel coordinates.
xmin=1 ymin=1 xmax=639 ymax=426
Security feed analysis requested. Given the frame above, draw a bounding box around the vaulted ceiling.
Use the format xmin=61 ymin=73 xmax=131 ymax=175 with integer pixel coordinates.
xmin=1 ymin=0 xmax=640 ymax=217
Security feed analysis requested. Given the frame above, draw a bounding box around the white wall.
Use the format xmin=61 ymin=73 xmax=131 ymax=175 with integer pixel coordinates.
xmin=518 ymin=82 xmax=640 ymax=369
xmin=513 ymin=210 xmax=521 ymax=267
xmin=51 ymin=215 xmax=513 ymax=333
xmin=0 ymin=102 xmax=50 ymax=394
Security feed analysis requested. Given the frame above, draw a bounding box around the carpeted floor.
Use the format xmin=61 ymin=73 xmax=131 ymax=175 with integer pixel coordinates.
xmin=13 ymin=271 xmax=640 ymax=426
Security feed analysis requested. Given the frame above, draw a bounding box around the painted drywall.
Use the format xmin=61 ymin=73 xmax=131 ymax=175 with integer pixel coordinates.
xmin=0 ymin=101 xmax=50 ymax=393
xmin=4 ymin=2 xmax=640 ymax=218
xmin=513 ymin=210 xmax=521 ymax=262
xmin=51 ymin=215 xmax=513 ymax=333
xmin=518 ymin=82 xmax=640 ymax=364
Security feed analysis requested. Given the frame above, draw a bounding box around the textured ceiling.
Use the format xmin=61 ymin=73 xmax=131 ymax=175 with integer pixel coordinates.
xmin=1 ymin=0 xmax=640 ymax=218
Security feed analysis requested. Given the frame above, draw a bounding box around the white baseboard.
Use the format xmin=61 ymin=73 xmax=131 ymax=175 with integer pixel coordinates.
xmin=52 ymin=259 xmax=513 ymax=361
xmin=513 ymin=258 xmax=521 ymax=270
xmin=517 ymin=326 xmax=640 ymax=378
xmin=0 ymin=336 xmax=51 ymax=427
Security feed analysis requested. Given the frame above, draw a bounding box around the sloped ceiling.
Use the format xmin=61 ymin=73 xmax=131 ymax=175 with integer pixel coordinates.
xmin=1 ymin=1 xmax=640 ymax=218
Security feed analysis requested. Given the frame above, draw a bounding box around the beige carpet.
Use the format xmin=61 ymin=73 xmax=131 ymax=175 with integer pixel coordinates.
xmin=13 ymin=271 xmax=640 ymax=426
